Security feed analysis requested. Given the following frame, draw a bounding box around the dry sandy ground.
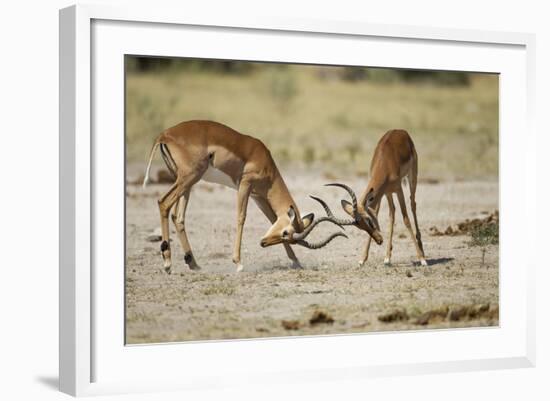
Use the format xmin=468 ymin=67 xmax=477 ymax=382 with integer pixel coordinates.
xmin=125 ymin=166 xmax=499 ymax=344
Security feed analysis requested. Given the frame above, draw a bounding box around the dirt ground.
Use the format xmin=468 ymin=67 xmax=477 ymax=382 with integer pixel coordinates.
xmin=125 ymin=165 xmax=499 ymax=344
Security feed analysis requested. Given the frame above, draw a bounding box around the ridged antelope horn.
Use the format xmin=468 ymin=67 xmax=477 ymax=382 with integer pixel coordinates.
xmin=295 ymin=232 xmax=348 ymax=249
xmin=325 ymin=183 xmax=358 ymax=213
xmin=291 ymin=214 xmax=345 ymax=241
xmin=291 ymin=195 xmax=349 ymax=242
xmin=309 ymin=195 xmax=355 ymax=226
xmin=366 ymin=206 xmax=376 ymax=220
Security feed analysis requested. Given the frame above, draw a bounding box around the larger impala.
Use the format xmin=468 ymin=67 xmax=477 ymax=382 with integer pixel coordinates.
xmin=312 ymin=129 xmax=427 ymax=267
xmin=143 ymin=120 xmax=346 ymax=273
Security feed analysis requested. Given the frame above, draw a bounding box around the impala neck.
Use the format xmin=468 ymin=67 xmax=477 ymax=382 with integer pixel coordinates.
xmin=360 ymin=171 xmax=387 ymax=210
xmin=267 ymin=172 xmax=302 ymax=226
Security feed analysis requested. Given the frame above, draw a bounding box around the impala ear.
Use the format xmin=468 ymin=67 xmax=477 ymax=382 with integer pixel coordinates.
xmin=341 ymin=200 xmax=354 ymax=216
xmin=366 ymin=188 xmax=375 ymax=205
xmin=301 ymin=213 xmax=315 ymax=229
xmin=287 ymin=205 xmax=297 ymax=223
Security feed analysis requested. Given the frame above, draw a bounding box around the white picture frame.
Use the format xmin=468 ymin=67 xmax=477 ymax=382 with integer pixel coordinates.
xmin=59 ymin=4 xmax=536 ymax=397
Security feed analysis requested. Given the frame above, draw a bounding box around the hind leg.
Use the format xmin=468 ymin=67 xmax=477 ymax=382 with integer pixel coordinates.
xmin=384 ymin=193 xmax=396 ymax=266
xmin=408 ymin=160 xmax=427 ymax=264
xmin=171 ymin=189 xmax=201 ymax=270
xmin=253 ymin=197 xmax=301 ymax=268
xmin=396 ymin=186 xmax=427 ymax=266
xmin=158 ymin=173 xmax=201 ymax=273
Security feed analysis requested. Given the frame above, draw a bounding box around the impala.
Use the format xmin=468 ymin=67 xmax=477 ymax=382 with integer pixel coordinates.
xmin=312 ymin=129 xmax=427 ymax=266
xmin=142 ymin=120 xmax=346 ymax=273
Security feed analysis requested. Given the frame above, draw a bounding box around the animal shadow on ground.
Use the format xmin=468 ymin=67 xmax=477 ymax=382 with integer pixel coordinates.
xmin=262 ymin=262 xmax=305 ymax=272
xmin=425 ymin=257 xmax=454 ymax=266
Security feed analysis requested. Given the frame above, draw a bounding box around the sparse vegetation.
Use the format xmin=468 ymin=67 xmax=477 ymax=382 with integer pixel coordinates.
xmin=268 ymin=67 xmax=298 ymax=113
xmin=202 ymin=283 xmax=235 ymax=296
xmin=430 ymin=210 xmax=499 ymax=239
xmin=124 ymin=58 xmax=499 ymax=344
xmin=469 ymin=223 xmax=499 ymax=247
xmin=469 ymin=223 xmax=499 ymax=265
xmin=126 ymin=173 xmax=500 ymax=343
xmin=125 ymin=58 xmax=498 ymax=180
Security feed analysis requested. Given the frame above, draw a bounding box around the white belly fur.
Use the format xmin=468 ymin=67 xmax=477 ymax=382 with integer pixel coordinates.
xmin=202 ymin=165 xmax=237 ymax=189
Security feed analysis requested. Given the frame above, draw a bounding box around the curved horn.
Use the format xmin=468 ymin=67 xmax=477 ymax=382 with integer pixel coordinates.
xmin=309 ymin=195 xmax=355 ymax=226
xmin=295 ymin=232 xmax=348 ymax=250
xmin=366 ymin=206 xmax=376 ymax=220
xmin=291 ymin=195 xmax=351 ymax=242
xmin=365 ymin=206 xmax=380 ymax=229
xmin=292 ymin=214 xmax=345 ymax=241
xmin=325 ymin=183 xmax=358 ymax=212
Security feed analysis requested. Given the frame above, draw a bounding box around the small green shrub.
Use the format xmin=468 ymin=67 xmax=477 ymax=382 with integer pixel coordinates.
xmin=469 ymin=223 xmax=498 ymax=265
xmin=469 ymin=224 xmax=499 ymax=247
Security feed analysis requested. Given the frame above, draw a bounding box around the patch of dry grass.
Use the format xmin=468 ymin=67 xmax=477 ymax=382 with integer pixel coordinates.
xmin=126 ymin=65 xmax=498 ymax=180
xmin=202 ymin=283 xmax=236 ymax=296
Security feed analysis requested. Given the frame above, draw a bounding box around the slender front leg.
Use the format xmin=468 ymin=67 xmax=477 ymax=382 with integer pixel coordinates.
xmin=171 ymin=189 xmax=200 ymax=270
xmin=384 ymin=193 xmax=396 ymax=265
xmin=358 ymin=201 xmax=381 ymax=266
xmin=253 ymin=197 xmax=301 ymax=268
xmin=233 ymin=179 xmax=253 ymax=272
xmin=283 ymin=243 xmax=301 ymax=269
xmin=396 ymin=187 xmax=427 ymax=266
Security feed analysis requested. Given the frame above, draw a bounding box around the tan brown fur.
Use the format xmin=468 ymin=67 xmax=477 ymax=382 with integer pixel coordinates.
xmin=145 ymin=120 xmax=318 ymax=273
xmin=340 ymin=129 xmax=427 ymax=266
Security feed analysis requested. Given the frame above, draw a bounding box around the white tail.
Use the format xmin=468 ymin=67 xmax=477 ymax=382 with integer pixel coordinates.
xmin=142 ymin=142 xmax=159 ymax=188
xmin=147 ymin=120 xmax=345 ymax=273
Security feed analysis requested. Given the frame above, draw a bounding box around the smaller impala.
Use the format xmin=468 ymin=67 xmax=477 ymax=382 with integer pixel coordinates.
xmin=143 ymin=120 xmax=346 ymax=273
xmin=312 ymin=129 xmax=427 ymax=266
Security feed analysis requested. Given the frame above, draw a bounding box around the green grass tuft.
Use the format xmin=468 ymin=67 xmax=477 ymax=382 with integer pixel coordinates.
xmin=469 ymin=224 xmax=499 ymax=247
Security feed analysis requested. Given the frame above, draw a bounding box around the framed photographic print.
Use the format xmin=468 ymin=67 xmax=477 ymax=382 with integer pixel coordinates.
xmin=59 ymin=4 xmax=536 ymax=396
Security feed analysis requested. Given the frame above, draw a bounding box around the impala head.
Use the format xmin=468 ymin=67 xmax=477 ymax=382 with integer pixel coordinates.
xmin=320 ymin=183 xmax=383 ymax=245
xmin=341 ymin=200 xmax=383 ymax=245
xmin=260 ymin=205 xmax=347 ymax=249
xmin=260 ymin=206 xmax=312 ymax=247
